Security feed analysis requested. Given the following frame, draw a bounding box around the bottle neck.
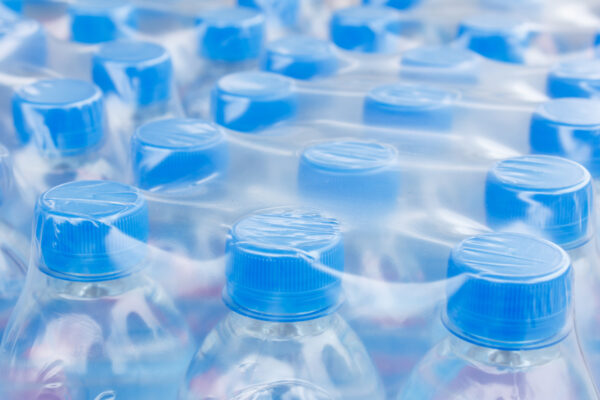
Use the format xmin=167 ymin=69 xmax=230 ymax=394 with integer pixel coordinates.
xmin=448 ymin=333 xmax=563 ymax=370
xmin=226 ymin=311 xmax=340 ymax=340
xmin=31 ymin=267 xmax=149 ymax=299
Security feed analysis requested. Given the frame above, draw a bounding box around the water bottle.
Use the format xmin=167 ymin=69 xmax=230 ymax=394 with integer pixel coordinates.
xmin=485 ymin=154 xmax=600 ymax=389
xmin=238 ymin=0 xmax=300 ymax=29
xmin=180 ymin=207 xmax=385 ymax=399
xmin=297 ymin=139 xmax=465 ymax=398
xmin=92 ymin=40 xmax=181 ymax=151
xmin=183 ymin=7 xmax=265 ymax=119
xmin=69 ymin=0 xmax=133 ymax=45
xmin=546 ymin=59 xmax=600 ymax=98
xmin=330 ymin=6 xmax=403 ymax=54
xmin=212 ymin=71 xmax=297 ymax=133
xmin=530 ymin=98 xmax=600 ymax=178
xmin=456 ymin=14 xmax=534 ymax=64
xmin=11 ymin=78 xmax=119 ymax=199
xmin=399 ymin=45 xmax=481 ymax=84
xmin=399 ymin=232 xmax=598 ymax=399
xmin=0 ymin=180 xmax=194 ymax=399
xmin=261 ymin=36 xmax=339 ymax=80
xmin=46 ymin=0 xmax=134 ymax=79
xmin=130 ymin=117 xmax=230 ymax=342
xmin=363 ymin=83 xmax=459 ymax=131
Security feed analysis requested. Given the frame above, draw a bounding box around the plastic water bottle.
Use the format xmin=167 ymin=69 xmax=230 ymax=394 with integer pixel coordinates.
xmin=11 ymin=78 xmax=119 ymax=198
xmin=363 ymin=83 xmax=459 ymax=131
xmin=261 ymin=36 xmax=339 ymax=80
xmin=456 ymin=14 xmax=535 ymax=64
xmin=180 ymin=207 xmax=385 ymax=399
xmin=183 ymin=7 xmax=265 ymax=119
xmin=212 ymin=71 xmax=297 ymax=133
xmin=44 ymin=0 xmax=133 ymax=80
xmin=69 ymin=0 xmax=133 ymax=45
xmin=0 ymin=180 xmax=194 ymax=399
xmin=330 ymin=6 xmax=403 ymax=54
xmin=297 ymin=139 xmax=452 ymax=398
xmin=546 ymin=59 xmax=600 ymax=98
xmin=92 ymin=40 xmax=181 ymax=151
xmin=399 ymin=45 xmax=481 ymax=84
xmin=238 ymin=0 xmax=300 ymax=29
xmin=485 ymin=154 xmax=600 ymax=390
xmin=130 ymin=117 xmax=230 ymax=342
xmin=399 ymin=232 xmax=598 ymax=399
xmin=530 ymin=98 xmax=600 ymax=179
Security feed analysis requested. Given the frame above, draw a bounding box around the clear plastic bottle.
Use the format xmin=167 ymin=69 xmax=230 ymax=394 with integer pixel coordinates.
xmin=484 ymin=154 xmax=600 ymax=390
xmin=399 ymin=232 xmax=598 ymax=399
xmin=455 ymin=14 xmax=534 ymax=64
xmin=529 ymin=98 xmax=600 ymax=179
xmin=330 ymin=6 xmax=404 ymax=54
xmin=11 ymin=78 xmax=120 ymax=200
xmin=130 ymin=117 xmax=231 ymax=342
xmin=182 ymin=7 xmax=265 ymax=119
xmin=0 ymin=180 xmax=195 ymax=400
xmin=545 ymin=60 xmax=600 ymax=99
xmin=211 ymin=70 xmax=298 ymax=133
xmin=261 ymin=36 xmax=339 ymax=80
xmin=179 ymin=207 xmax=385 ymax=399
xmin=92 ymin=39 xmax=183 ymax=152
xmin=297 ymin=139 xmax=457 ymax=398
xmin=46 ymin=0 xmax=134 ymax=79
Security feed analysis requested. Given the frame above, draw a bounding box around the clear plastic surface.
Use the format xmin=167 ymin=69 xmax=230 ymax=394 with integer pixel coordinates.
xmin=0 ymin=180 xmax=195 ymax=399
xmin=0 ymin=1 xmax=600 ymax=399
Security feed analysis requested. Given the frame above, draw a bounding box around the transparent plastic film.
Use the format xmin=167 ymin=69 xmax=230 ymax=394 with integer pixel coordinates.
xmin=0 ymin=169 xmax=598 ymax=399
xmin=2 ymin=1 xmax=600 ymax=400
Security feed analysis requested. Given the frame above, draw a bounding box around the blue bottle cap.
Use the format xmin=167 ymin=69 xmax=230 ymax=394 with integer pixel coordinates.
xmin=224 ymin=208 xmax=344 ymax=322
xmin=212 ymin=71 xmax=297 ymax=133
xmin=69 ymin=0 xmax=132 ymax=44
xmin=298 ymin=140 xmax=400 ymax=213
xmin=131 ymin=118 xmax=228 ymax=191
xmin=12 ymin=79 xmax=104 ymax=157
xmin=261 ymin=36 xmax=338 ymax=80
xmin=445 ymin=232 xmax=572 ymax=350
xmin=547 ymin=59 xmax=600 ymax=99
xmin=486 ymin=155 xmax=593 ymax=250
xmin=34 ymin=180 xmax=149 ymax=282
xmin=198 ymin=7 xmax=265 ymax=62
xmin=364 ymin=83 xmax=459 ymax=131
xmin=238 ymin=0 xmax=299 ymax=27
xmin=529 ymin=98 xmax=600 ymax=177
xmin=400 ymin=45 xmax=481 ymax=83
xmin=330 ymin=6 xmax=401 ymax=53
xmin=92 ymin=40 xmax=172 ymax=107
xmin=457 ymin=14 xmax=533 ymax=63
xmin=362 ymin=0 xmax=421 ymax=10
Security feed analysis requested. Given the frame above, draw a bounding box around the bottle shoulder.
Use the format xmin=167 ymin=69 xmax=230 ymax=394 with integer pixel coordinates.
xmin=183 ymin=312 xmax=385 ymax=400
xmin=399 ymin=335 xmax=598 ymax=400
xmin=1 ymin=271 xmax=194 ymax=364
